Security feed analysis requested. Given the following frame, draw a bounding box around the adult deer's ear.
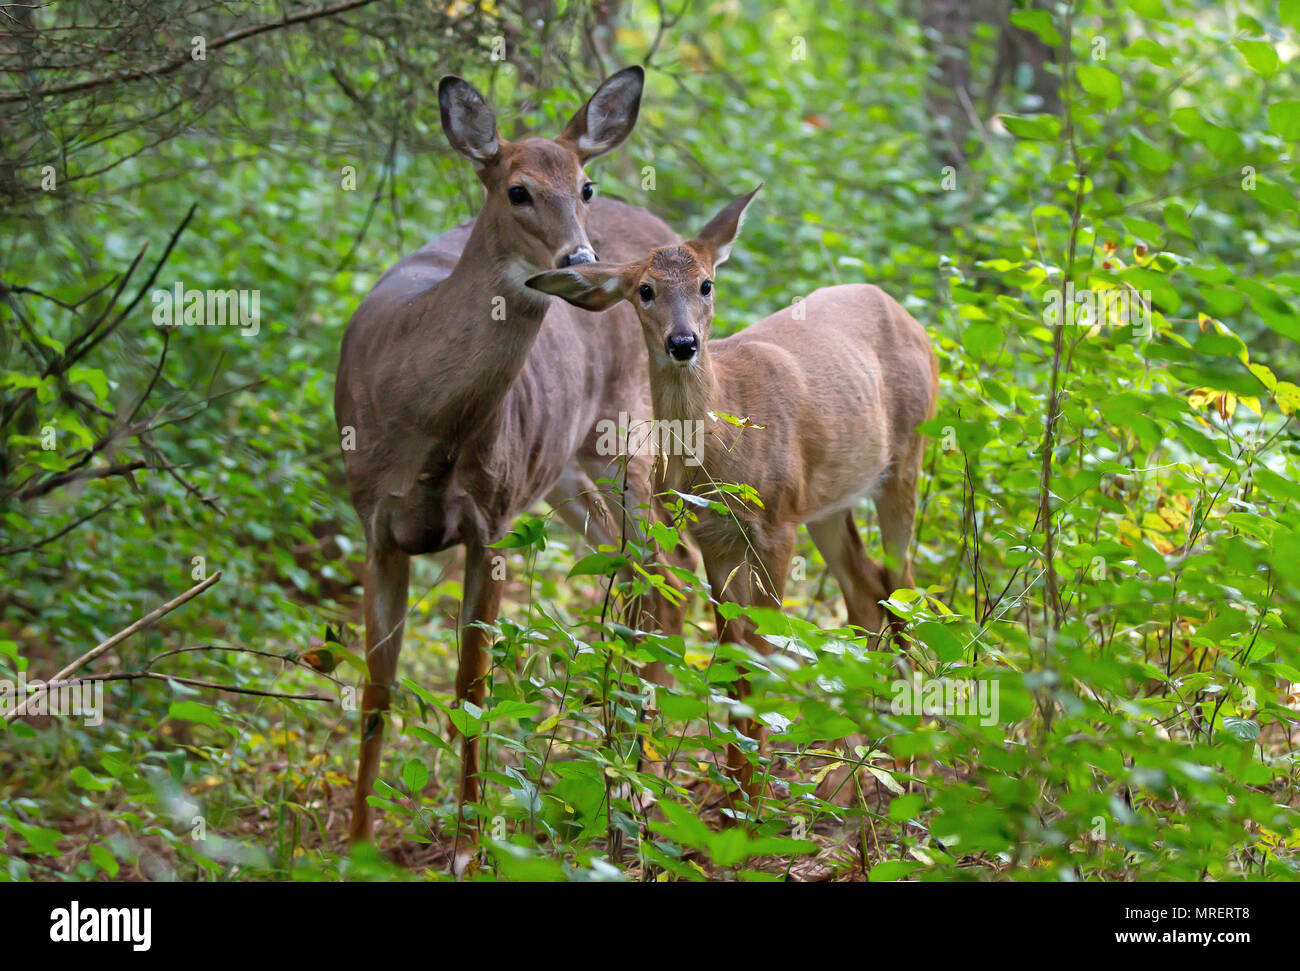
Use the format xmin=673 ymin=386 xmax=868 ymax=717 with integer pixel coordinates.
xmin=526 ymin=263 xmax=629 ymax=312
xmin=438 ymin=76 xmax=501 ymax=168
xmin=689 ymin=184 xmax=763 ymax=269
xmin=558 ymin=66 xmax=644 ymax=162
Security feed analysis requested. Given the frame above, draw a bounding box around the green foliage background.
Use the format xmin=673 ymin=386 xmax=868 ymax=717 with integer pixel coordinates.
xmin=2 ymin=0 xmax=1300 ymax=881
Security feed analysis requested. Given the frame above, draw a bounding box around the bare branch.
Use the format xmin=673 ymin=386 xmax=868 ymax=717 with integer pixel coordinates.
xmin=0 ymin=0 xmax=380 ymax=105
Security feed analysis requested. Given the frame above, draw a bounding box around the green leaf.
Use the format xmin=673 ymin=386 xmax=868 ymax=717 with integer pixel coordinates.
xmin=1124 ymin=38 xmax=1173 ymax=67
xmin=1009 ymin=9 xmax=1062 ymax=46
xmin=1267 ymin=101 xmax=1300 ymax=141
xmin=70 ymin=766 xmax=113 ymax=791
xmin=402 ymin=759 xmax=428 ymax=793
xmin=1077 ymin=65 xmax=1122 ymax=110
xmin=889 ymin=793 xmax=924 ymax=822
xmin=167 ymin=700 xmax=229 ymax=733
xmin=1127 ymin=0 xmax=1168 ymax=18
xmin=1163 ymin=202 xmax=1193 ymax=238
xmin=962 ymin=320 xmax=1004 ymax=359
xmin=1220 ymin=717 xmax=1260 ymax=743
xmin=490 ymin=516 xmax=547 ymax=550
xmin=1120 ymin=267 xmax=1180 ymax=314
xmin=1284 ymin=0 xmax=1300 ymax=31
xmin=671 ymin=490 xmax=712 ymax=508
xmin=1131 ymin=132 xmax=1172 ymax=173
xmin=869 ymin=859 xmax=918 ymax=881
xmin=1001 ymin=114 xmax=1061 ymax=141
xmin=485 ymin=699 xmax=541 ymax=721
xmin=11 ymin=821 xmax=61 ymax=856
xmin=658 ymin=690 xmax=706 ymax=720
xmin=1235 ymin=40 xmax=1279 ymax=77
xmin=1170 ymin=107 xmax=1205 ymax=138
xmin=568 ymin=551 xmax=628 ymax=578
xmin=89 ymin=844 xmax=119 ymax=878
xmin=913 ymin=621 xmax=964 ymax=663
xmin=67 ymin=365 xmax=109 ymax=402
xmin=447 ymin=706 xmax=480 ymax=737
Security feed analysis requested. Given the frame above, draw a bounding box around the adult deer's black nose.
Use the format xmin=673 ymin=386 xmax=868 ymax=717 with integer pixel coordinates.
xmin=665 ymin=333 xmax=698 ymax=361
xmin=560 ymin=247 xmax=597 ymax=267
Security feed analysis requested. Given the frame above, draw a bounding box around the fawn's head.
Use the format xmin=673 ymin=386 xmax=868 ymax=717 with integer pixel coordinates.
xmin=438 ymin=67 xmax=644 ymax=276
xmin=525 ymin=187 xmax=761 ymax=366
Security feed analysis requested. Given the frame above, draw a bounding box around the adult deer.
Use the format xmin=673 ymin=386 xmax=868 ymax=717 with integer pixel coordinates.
xmin=334 ymin=67 xmax=683 ymax=849
xmin=527 ymin=187 xmax=939 ymax=804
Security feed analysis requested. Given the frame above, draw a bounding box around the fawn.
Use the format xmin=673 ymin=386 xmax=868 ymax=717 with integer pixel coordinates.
xmin=526 ymin=187 xmax=938 ymax=806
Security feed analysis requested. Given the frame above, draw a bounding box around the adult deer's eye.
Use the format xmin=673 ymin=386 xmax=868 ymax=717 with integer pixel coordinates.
xmin=700 ymin=280 xmax=713 ymax=296
xmin=507 ymin=185 xmax=531 ymax=206
xmin=581 ymin=182 xmax=595 ymax=202
xmin=638 ymin=284 xmax=655 ymax=301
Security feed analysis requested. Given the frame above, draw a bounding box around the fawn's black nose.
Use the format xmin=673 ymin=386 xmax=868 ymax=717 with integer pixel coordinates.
xmin=665 ymin=333 xmax=698 ymax=362
xmin=559 ymin=247 xmax=597 ymax=267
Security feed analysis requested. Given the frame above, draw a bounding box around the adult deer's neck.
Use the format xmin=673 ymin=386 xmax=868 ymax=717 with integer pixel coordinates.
xmin=429 ymin=215 xmax=552 ymax=435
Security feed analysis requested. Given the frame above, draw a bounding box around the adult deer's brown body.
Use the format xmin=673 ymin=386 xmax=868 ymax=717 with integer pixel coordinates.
xmin=528 ymin=188 xmax=939 ymax=805
xmin=334 ymin=68 xmax=678 ymax=851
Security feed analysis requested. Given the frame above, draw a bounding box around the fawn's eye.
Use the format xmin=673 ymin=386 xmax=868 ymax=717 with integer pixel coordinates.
xmin=507 ymin=185 xmax=531 ymax=206
xmin=581 ymin=182 xmax=595 ymax=202
xmin=700 ymin=280 xmax=713 ymax=296
xmin=638 ymin=284 xmax=655 ymax=302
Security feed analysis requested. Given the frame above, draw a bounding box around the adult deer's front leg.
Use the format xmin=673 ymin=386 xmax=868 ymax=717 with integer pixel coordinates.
xmin=455 ymin=539 xmax=505 ymax=814
xmin=350 ymin=542 xmax=410 ymax=845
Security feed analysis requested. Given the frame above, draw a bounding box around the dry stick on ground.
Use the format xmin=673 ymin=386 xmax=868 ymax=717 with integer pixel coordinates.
xmin=4 ymin=571 xmax=222 ymax=722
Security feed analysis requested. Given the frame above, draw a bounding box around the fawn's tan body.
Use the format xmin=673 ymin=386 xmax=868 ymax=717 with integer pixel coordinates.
xmin=528 ymin=189 xmax=938 ymax=804
xmin=654 ymin=283 xmax=936 ymax=610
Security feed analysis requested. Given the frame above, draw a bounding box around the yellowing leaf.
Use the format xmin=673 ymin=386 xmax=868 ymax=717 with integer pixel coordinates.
xmin=709 ymin=410 xmax=765 ymax=429
xmin=683 ymin=648 xmax=713 ymax=669
xmin=1249 ymin=362 xmax=1277 ymax=392
xmin=1145 ymin=530 xmax=1176 ymax=554
xmin=1142 ymin=511 xmax=1173 ymax=533
xmin=866 ymin=765 xmax=905 ymax=795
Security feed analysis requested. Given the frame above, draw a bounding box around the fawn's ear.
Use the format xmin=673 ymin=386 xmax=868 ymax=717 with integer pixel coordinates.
xmin=526 ymin=263 xmax=629 ymax=311
xmin=558 ymin=66 xmax=644 ymax=162
xmin=438 ymin=76 xmax=501 ymax=167
xmin=689 ymin=184 xmax=762 ymax=269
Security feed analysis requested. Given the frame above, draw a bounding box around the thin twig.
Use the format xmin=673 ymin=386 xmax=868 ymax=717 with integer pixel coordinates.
xmin=0 ymin=0 xmax=379 ymax=104
xmin=5 ymin=572 xmax=222 ymax=721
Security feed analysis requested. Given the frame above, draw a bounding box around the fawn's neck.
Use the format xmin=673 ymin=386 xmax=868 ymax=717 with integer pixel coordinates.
xmin=649 ymin=349 xmax=723 ymax=491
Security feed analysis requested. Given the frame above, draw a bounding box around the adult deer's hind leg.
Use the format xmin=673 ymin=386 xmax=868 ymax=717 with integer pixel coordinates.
xmin=448 ymin=538 xmax=505 ymax=875
xmin=349 ymin=541 xmax=411 ymax=845
xmin=456 ymin=539 xmax=505 ymax=808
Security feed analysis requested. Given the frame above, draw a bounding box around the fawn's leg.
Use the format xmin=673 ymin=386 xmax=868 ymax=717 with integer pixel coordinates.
xmin=807 ymin=510 xmax=891 ymax=637
xmin=872 ymin=433 xmax=926 ymax=617
xmin=703 ymin=524 xmax=795 ymax=812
